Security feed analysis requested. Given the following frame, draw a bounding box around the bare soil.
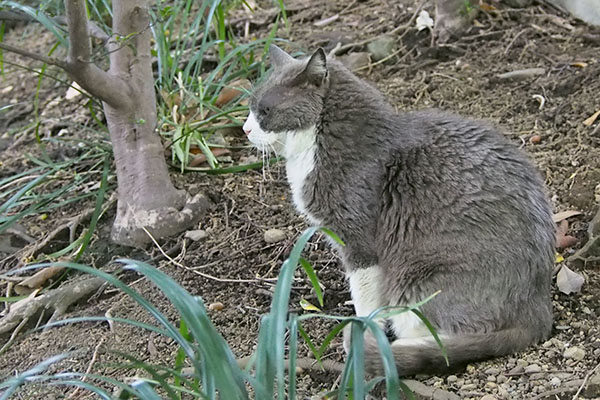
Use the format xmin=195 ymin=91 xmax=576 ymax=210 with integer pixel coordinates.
xmin=1 ymin=1 xmax=600 ymax=399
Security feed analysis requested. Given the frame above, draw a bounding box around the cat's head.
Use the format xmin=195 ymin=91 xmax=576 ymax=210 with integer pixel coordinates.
xmin=243 ymin=45 xmax=329 ymax=155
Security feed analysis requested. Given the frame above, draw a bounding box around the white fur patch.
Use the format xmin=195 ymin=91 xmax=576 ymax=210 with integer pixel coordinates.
xmin=283 ymin=127 xmax=320 ymax=224
xmin=347 ymin=266 xmax=384 ymax=317
xmin=348 ymin=265 xmax=430 ymax=340
xmin=390 ymin=310 xmax=430 ymax=339
xmin=243 ymin=111 xmax=320 ymax=224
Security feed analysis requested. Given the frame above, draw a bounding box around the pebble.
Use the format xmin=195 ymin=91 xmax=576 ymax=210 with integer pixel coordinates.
xmin=366 ymin=36 xmax=396 ymax=62
xmin=497 ymin=387 xmax=510 ymax=399
xmin=460 ymin=383 xmax=477 ymax=391
xmin=563 ymin=346 xmax=585 ymax=360
xmin=485 ymin=367 xmax=501 ymax=375
xmin=549 ymin=377 xmax=561 ymax=387
xmin=208 ymin=302 xmax=225 ymax=311
xmin=263 ymin=228 xmax=286 ymax=243
xmin=524 ymin=364 xmax=542 ymax=374
xmin=185 ymin=229 xmax=208 ymax=241
xmin=447 ymin=375 xmax=458 ymax=383
xmin=508 ymin=365 xmax=524 ymax=374
xmin=339 ymin=52 xmax=371 ymax=70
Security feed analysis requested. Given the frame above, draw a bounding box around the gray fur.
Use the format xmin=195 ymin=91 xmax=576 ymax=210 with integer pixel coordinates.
xmin=249 ymin=45 xmax=555 ymax=375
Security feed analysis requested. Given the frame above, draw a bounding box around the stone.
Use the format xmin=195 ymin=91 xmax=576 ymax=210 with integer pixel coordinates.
xmin=508 ymin=365 xmax=524 ymax=374
xmin=185 ymin=229 xmax=208 ymax=241
xmin=524 ymin=364 xmax=541 ymax=374
xmin=366 ymin=36 xmax=397 ymax=62
xmin=563 ymin=346 xmax=586 ymax=360
xmin=339 ymin=52 xmax=371 ymax=71
xmin=485 ymin=367 xmax=501 ymax=375
xmin=264 ymin=228 xmax=286 ymax=243
xmin=447 ymin=375 xmax=458 ymax=383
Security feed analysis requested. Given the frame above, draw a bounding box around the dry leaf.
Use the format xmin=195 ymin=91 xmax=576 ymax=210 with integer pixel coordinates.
xmin=188 ymin=148 xmax=231 ymax=167
xmin=555 ymin=220 xmax=578 ymax=249
xmin=215 ymin=79 xmax=250 ymax=108
xmin=552 ymin=210 xmax=582 ymax=223
xmin=416 ymin=10 xmax=434 ymax=32
xmin=14 ymin=266 xmax=65 ymax=295
xmin=556 ymin=265 xmax=585 ymax=294
xmin=583 ymin=109 xmax=600 ymax=127
xmin=299 ymin=298 xmax=321 ymax=312
xmin=479 ymin=2 xmax=497 ymax=12
xmin=571 ymin=62 xmax=588 ymax=68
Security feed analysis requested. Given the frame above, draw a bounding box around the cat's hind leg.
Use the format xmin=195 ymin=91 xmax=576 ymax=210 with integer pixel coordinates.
xmin=347 ymin=265 xmax=385 ymax=317
xmin=344 ymin=265 xmax=388 ymax=353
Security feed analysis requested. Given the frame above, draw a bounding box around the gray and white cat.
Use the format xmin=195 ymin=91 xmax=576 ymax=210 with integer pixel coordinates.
xmin=243 ymin=45 xmax=555 ymax=375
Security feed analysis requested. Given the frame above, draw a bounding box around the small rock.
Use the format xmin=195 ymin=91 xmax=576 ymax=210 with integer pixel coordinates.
xmin=465 ymin=364 xmax=476 ymax=373
xmin=366 ymin=36 xmax=397 ymax=62
xmin=339 ymin=52 xmax=371 ymax=70
xmin=549 ymin=377 xmax=561 ymax=387
xmin=447 ymin=375 xmax=458 ymax=383
xmin=524 ymin=364 xmax=541 ymax=374
xmin=497 ymin=386 xmax=510 ymax=399
xmin=484 ymin=382 xmax=497 ymax=389
xmin=264 ymin=228 xmax=286 ymax=243
xmin=185 ymin=229 xmax=208 ymax=241
xmin=529 ymin=135 xmax=542 ymax=145
xmin=460 ymin=383 xmax=477 ymax=391
xmin=516 ymin=359 xmax=528 ymax=368
xmin=485 ymin=367 xmax=501 ymax=375
xmin=481 ymin=395 xmax=498 ymax=400
xmin=208 ymin=302 xmax=225 ymax=311
xmin=497 ymin=375 xmax=507 ymax=383
xmin=563 ymin=346 xmax=585 ymax=360
xmin=509 ymin=365 xmax=524 ymax=374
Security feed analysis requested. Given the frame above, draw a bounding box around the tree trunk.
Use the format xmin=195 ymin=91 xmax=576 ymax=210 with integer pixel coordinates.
xmin=61 ymin=0 xmax=211 ymax=247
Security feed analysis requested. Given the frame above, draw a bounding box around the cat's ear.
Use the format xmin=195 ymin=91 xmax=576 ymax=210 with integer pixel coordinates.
xmin=269 ymin=44 xmax=294 ymax=68
xmin=303 ymin=48 xmax=328 ymax=86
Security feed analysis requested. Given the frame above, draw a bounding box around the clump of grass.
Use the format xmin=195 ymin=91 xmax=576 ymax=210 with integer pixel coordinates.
xmin=151 ymin=0 xmax=284 ymax=173
xmin=0 ymin=227 xmax=446 ymax=399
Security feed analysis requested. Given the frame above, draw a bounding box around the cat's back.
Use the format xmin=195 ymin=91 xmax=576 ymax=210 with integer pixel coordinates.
xmin=382 ymin=108 xmax=554 ymax=251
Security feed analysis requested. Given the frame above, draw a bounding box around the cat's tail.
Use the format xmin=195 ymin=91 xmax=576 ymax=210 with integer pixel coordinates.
xmin=362 ymin=328 xmax=542 ymax=376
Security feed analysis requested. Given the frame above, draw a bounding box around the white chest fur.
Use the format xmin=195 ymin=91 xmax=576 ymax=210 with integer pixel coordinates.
xmin=284 ymin=127 xmax=321 ymax=225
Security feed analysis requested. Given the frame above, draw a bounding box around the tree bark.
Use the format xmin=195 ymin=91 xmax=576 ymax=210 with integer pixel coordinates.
xmin=61 ymin=0 xmax=211 ymax=246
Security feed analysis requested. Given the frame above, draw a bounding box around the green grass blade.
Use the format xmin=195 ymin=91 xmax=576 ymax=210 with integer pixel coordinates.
xmin=74 ymin=155 xmax=109 ymax=261
xmin=1 ymin=2 xmax=67 ymax=46
xmin=299 ymin=257 xmax=323 ymax=307
xmin=411 ymin=308 xmax=448 ymax=365
xmin=288 ymin=314 xmax=299 ymax=400
xmin=350 ymin=322 xmax=365 ymax=400
xmin=119 ymin=259 xmax=248 ymax=400
xmin=131 ymin=380 xmax=162 ymax=400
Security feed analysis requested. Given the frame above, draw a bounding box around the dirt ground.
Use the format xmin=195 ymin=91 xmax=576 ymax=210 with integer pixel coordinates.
xmin=1 ymin=0 xmax=600 ymax=399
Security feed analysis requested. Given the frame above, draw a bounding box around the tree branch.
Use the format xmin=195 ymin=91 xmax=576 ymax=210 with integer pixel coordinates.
xmin=64 ymin=0 xmax=91 ymax=63
xmin=63 ymin=0 xmax=132 ymax=109
xmin=0 ymin=42 xmax=68 ymax=69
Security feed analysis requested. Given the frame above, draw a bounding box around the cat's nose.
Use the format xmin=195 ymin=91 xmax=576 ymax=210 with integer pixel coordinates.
xmin=243 ymin=128 xmax=251 ymax=136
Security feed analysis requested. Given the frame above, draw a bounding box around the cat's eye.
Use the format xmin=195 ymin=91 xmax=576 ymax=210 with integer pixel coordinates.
xmin=258 ymin=105 xmax=271 ymax=117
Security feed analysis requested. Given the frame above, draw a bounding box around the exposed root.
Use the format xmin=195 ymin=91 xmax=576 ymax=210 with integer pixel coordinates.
xmin=0 ymin=276 xmax=104 ymax=338
xmin=569 ymin=206 xmax=600 ymax=268
xmin=110 ymin=193 xmax=214 ymax=248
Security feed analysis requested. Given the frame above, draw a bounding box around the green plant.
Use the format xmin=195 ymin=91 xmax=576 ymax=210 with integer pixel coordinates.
xmin=0 ymin=227 xmax=445 ymax=399
xmin=151 ymin=0 xmax=284 ymax=173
